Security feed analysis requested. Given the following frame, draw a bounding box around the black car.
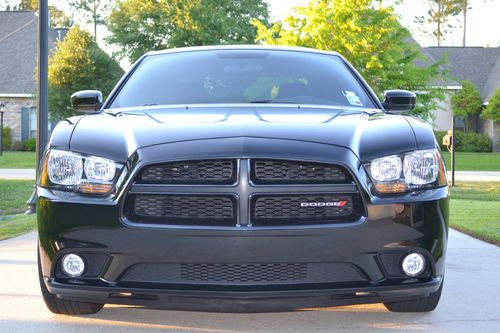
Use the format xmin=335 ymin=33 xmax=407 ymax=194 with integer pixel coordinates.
xmin=37 ymin=46 xmax=448 ymax=315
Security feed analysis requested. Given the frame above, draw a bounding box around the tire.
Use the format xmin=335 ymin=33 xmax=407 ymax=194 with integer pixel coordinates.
xmin=38 ymin=249 xmax=104 ymax=315
xmin=383 ymin=279 xmax=444 ymax=312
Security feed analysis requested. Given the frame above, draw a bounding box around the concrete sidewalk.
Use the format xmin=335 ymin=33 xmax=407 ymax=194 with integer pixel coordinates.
xmin=0 ymin=169 xmax=36 ymax=180
xmin=2 ymin=169 xmax=500 ymax=181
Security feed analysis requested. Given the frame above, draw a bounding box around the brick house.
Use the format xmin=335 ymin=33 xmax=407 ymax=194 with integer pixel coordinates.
xmin=0 ymin=11 xmax=65 ymax=145
xmin=424 ymin=46 xmax=500 ymax=151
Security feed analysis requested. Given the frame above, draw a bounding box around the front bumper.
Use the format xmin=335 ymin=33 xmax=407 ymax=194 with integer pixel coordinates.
xmin=37 ymin=139 xmax=449 ymax=310
xmin=38 ymin=192 xmax=448 ymax=310
xmin=45 ymin=276 xmax=443 ymax=312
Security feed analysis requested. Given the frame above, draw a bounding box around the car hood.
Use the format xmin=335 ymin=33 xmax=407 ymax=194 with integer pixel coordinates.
xmin=67 ymin=105 xmax=430 ymax=163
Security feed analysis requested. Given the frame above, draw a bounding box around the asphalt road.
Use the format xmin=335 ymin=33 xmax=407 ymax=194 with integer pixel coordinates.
xmin=0 ymin=230 xmax=499 ymax=333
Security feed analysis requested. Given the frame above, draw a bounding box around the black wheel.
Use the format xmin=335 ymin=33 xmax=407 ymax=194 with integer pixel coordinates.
xmin=38 ymin=249 xmax=104 ymax=315
xmin=383 ymin=279 xmax=444 ymax=312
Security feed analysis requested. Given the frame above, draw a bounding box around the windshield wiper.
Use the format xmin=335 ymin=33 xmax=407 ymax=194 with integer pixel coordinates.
xmin=247 ymin=100 xmax=296 ymax=104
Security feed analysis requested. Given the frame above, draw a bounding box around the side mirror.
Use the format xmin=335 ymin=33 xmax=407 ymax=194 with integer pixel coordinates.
xmin=382 ymin=90 xmax=416 ymax=112
xmin=71 ymin=90 xmax=103 ymax=113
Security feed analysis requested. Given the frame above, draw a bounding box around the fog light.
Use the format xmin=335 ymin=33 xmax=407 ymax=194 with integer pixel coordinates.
xmin=401 ymin=253 xmax=425 ymax=276
xmin=61 ymin=254 xmax=85 ymax=277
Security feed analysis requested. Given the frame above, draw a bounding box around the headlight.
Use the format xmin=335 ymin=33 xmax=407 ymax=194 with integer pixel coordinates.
xmin=84 ymin=156 xmax=116 ymax=181
xmin=43 ymin=150 xmax=121 ymax=195
xmin=403 ymin=150 xmax=438 ymax=185
xmin=48 ymin=150 xmax=83 ymax=185
xmin=370 ymin=155 xmax=402 ymax=181
xmin=366 ymin=149 xmax=446 ymax=194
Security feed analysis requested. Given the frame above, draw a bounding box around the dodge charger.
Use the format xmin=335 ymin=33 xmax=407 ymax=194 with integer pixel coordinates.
xmin=37 ymin=46 xmax=448 ymax=315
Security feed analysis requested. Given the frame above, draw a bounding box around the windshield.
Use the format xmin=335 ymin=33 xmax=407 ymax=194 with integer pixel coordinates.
xmin=110 ymin=49 xmax=376 ymax=109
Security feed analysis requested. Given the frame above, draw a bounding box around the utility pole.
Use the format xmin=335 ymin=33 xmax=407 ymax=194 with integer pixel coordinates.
xmin=27 ymin=0 xmax=50 ymax=213
xmin=451 ymin=116 xmax=456 ymax=187
xmin=0 ymin=102 xmax=5 ymax=156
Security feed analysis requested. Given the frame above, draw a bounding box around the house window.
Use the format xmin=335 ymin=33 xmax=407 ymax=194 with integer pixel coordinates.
xmin=21 ymin=106 xmax=55 ymax=142
xmin=29 ymin=107 xmax=36 ymax=139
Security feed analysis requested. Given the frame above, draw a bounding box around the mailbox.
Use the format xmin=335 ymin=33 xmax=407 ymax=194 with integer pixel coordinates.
xmin=442 ymin=134 xmax=452 ymax=147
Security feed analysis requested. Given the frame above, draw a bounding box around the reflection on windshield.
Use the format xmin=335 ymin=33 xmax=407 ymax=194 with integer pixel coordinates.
xmin=111 ymin=50 xmax=375 ymax=109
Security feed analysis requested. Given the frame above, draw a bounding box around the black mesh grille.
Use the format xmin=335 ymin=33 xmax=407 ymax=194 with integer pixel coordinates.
xmin=252 ymin=195 xmax=354 ymax=225
xmin=131 ymin=195 xmax=236 ymax=226
xmin=252 ymin=160 xmax=347 ymax=184
xmin=139 ymin=160 xmax=236 ymax=184
xmin=120 ymin=262 xmax=366 ymax=285
xmin=181 ymin=263 xmax=307 ymax=283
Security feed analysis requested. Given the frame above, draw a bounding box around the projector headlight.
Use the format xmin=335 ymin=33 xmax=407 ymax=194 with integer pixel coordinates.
xmin=42 ymin=149 xmax=123 ymax=195
xmin=366 ymin=149 xmax=446 ymax=194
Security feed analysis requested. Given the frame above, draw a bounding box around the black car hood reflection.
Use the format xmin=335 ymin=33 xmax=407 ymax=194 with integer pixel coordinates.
xmin=68 ymin=105 xmax=419 ymax=163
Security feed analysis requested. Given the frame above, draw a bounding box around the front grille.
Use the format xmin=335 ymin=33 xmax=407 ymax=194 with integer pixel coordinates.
xmin=130 ymin=195 xmax=236 ymax=226
xmin=139 ymin=160 xmax=236 ymax=184
xmin=120 ymin=262 xmax=366 ymax=285
xmin=251 ymin=159 xmax=347 ymax=184
xmin=252 ymin=195 xmax=354 ymax=225
xmin=124 ymin=158 xmax=364 ymax=227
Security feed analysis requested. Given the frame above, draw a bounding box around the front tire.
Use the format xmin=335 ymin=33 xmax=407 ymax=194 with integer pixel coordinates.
xmin=383 ymin=279 xmax=444 ymax=312
xmin=38 ymin=249 xmax=104 ymax=315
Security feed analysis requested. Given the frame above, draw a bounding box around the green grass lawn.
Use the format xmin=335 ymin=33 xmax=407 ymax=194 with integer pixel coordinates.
xmin=441 ymin=152 xmax=500 ymax=171
xmin=0 ymin=214 xmax=36 ymax=241
xmin=0 ymin=180 xmax=35 ymax=215
xmin=0 ymin=179 xmax=36 ymax=240
xmin=449 ymin=182 xmax=500 ymax=245
xmin=0 ymin=151 xmax=36 ymax=169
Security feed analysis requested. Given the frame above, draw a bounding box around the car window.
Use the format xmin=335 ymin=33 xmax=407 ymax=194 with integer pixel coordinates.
xmin=110 ymin=50 xmax=376 ymax=109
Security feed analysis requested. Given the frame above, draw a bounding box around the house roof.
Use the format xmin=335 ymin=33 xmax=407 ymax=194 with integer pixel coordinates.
xmin=424 ymin=46 xmax=500 ymax=102
xmin=0 ymin=11 xmax=62 ymax=95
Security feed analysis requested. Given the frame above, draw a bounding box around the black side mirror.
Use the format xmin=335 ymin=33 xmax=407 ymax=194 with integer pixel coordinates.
xmin=71 ymin=90 xmax=103 ymax=113
xmin=382 ymin=90 xmax=416 ymax=112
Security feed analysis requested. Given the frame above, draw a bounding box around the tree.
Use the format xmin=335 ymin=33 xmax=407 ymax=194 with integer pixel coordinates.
xmin=107 ymin=0 xmax=270 ymax=62
xmin=48 ymin=25 xmax=124 ymax=120
xmin=69 ymin=0 xmax=111 ymax=41
xmin=451 ymin=80 xmax=482 ymax=131
xmin=254 ymin=0 xmax=445 ymax=120
xmin=451 ymin=80 xmax=482 ymax=117
xmin=482 ymin=89 xmax=500 ymax=122
xmin=460 ymin=0 xmax=470 ymax=46
xmin=418 ymin=0 xmax=461 ymax=46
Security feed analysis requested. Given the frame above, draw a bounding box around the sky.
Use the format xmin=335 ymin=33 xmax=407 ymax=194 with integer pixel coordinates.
xmin=35 ymin=0 xmax=500 ymax=69
xmin=268 ymin=0 xmax=500 ymax=47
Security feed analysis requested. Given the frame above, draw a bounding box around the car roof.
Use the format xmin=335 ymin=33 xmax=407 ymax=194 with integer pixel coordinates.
xmin=145 ymin=45 xmax=341 ymax=58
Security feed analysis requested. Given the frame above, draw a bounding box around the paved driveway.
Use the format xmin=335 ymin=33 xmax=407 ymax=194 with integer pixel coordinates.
xmin=0 ymin=230 xmax=498 ymax=333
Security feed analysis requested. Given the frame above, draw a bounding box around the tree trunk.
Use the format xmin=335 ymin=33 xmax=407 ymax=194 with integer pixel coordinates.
xmin=437 ymin=2 xmax=442 ymax=46
xmin=462 ymin=1 xmax=467 ymax=46
xmin=94 ymin=0 xmax=97 ymax=42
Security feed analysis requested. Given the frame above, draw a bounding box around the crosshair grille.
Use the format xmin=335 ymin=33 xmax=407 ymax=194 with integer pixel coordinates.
xmin=125 ymin=158 xmax=364 ymax=227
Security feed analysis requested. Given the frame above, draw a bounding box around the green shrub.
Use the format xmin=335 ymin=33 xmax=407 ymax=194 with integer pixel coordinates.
xmin=434 ymin=130 xmax=492 ymax=152
xmin=434 ymin=130 xmax=447 ymax=151
xmin=9 ymin=141 xmax=24 ymax=151
xmin=2 ymin=126 xmax=11 ymax=150
xmin=23 ymin=138 xmax=36 ymax=152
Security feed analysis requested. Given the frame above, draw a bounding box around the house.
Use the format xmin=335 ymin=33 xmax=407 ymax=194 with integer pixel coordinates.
xmin=424 ymin=46 xmax=500 ymax=151
xmin=0 ymin=11 xmax=65 ymax=144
